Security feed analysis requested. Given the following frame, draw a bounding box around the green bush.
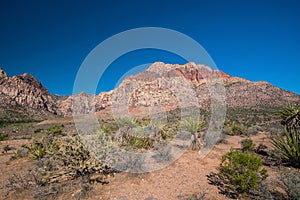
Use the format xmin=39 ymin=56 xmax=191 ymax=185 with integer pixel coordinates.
xmin=228 ymin=122 xmax=246 ymax=136
xmin=99 ymin=124 xmax=116 ymax=134
xmin=24 ymin=136 xmax=60 ymax=160
xmin=216 ymin=149 xmax=268 ymax=196
xmin=271 ymin=130 xmax=300 ymax=168
xmin=241 ymin=139 xmax=255 ymax=153
xmin=45 ymin=125 xmax=63 ymax=135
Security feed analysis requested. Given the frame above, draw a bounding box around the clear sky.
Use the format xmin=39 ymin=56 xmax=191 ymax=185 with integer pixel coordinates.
xmin=0 ymin=0 xmax=299 ymax=95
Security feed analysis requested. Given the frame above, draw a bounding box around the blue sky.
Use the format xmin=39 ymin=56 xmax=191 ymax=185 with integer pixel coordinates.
xmin=0 ymin=0 xmax=299 ymax=95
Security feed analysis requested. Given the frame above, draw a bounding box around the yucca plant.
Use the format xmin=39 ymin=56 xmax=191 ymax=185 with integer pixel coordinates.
xmin=276 ymin=103 xmax=300 ymax=135
xmin=272 ymin=103 xmax=300 ymax=168
xmin=24 ymin=136 xmax=60 ymax=160
xmin=121 ymin=132 xmax=153 ymax=150
xmin=271 ymin=130 xmax=300 ymax=168
xmin=179 ymin=117 xmax=206 ymax=133
xmin=25 ymin=141 xmax=47 ymax=160
xmin=179 ymin=117 xmax=206 ymax=150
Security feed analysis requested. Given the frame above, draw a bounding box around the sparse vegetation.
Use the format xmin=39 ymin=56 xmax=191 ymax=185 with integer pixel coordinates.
xmin=280 ymin=171 xmax=300 ymax=200
xmin=5 ymin=129 xmax=113 ymax=199
xmin=208 ymin=144 xmax=268 ymax=198
xmin=0 ymin=132 xmax=8 ymax=141
xmin=24 ymin=135 xmax=60 ymax=160
xmin=2 ymin=144 xmax=12 ymax=153
xmin=121 ymin=132 xmax=154 ymax=150
xmin=228 ymin=122 xmax=246 ymax=136
xmin=272 ymin=103 xmax=300 ymax=168
xmin=241 ymin=138 xmax=255 ymax=153
xmin=6 ymin=172 xmax=36 ymax=192
xmin=45 ymin=125 xmax=63 ymax=135
xmin=179 ymin=117 xmax=206 ymax=150
xmin=272 ymin=130 xmax=300 ymax=168
xmin=3 ymin=103 xmax=300 ymax=199
xmin=221 ymin=150 xmax=267 ymax=193
xmin=179 ymin=117 xmax=206 ymax=133
xmin=10 ymin=148 xmax=28 ymax=160
xmin=34 ymin=128 xmax=43 ymax=133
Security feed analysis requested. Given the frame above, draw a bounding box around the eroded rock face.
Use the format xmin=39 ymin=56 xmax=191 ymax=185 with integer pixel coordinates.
xmin=1 ymin=62 xmax=300 ymax=120
xmin=0 ymin=69 xmax=57 ymax=120
xmin=0 ymin=68 xmax=8 ymax=79
xmin=58 ymin=62 xmax=300 ymax=117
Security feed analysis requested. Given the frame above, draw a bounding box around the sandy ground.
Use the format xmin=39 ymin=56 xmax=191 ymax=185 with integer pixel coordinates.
xmin=87 ymin=133 xmax=271 ymax=200
xmin=0 ymin=132 xmax=280 ymax=200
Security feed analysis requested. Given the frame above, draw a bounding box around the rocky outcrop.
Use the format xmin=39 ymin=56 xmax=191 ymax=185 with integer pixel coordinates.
xmin=59 ymin=62 xmax=300 ymax=116
xmin=0 ymin=68 xmax=57 ymax=121
xmin=1 ymin=63 xmax=300 ymax=120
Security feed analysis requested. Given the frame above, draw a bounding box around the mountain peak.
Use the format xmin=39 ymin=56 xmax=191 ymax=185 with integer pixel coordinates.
xmin=144 ymin=62 xmax=230 ymax=83
xmin=0 ymin=68 xmax=8 ymax=79
xmin=0 ymin=69 xmax=57 ymax=120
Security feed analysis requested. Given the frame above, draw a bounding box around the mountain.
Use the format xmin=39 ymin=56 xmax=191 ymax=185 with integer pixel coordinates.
xmin=0 ymin=68 xmax=57 ymax=122
xmin=1 ymin=63 xmax=299 ymax=122
xmin=58 ymin=62 xmax=300 ymax=117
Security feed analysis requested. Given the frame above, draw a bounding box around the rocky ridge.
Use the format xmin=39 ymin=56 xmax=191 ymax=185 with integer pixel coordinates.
xmin=1 ymin=63 xmax=300 ymax=120
xmin=0 ymin=68 xmax=56 ymax=121
xmin=60 ymin=62 xmax=300 ymax=116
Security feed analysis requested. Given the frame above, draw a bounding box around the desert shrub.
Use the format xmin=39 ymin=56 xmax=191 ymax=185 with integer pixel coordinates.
xmin=0 ymin=133 xmax=8 ymax=141
xmin=248 ymin=180 xmax=273 ymax=200
xmin=149 ymin=121 xmax=175 ymax=140
xmin=45 ymin=125 xmax=63 ymax=135
xmin=10 ymin=147 xmax=28 ymax=160
xmin=7 ymin=134 xmax=113 ymax=198
xmin=2 ymin=144 xmax=13 ymax=153
xmin=34 ymin=128 xmax=43 ymax=133
xmin=121 ymin=132 xmax=153 ymax=150
xmin=24 ymin=135 xmax=60 ymax=160
xmin=25 ymin=141 xmax=47 ymax=160
xmin=50 ymin=136 xmax=112 ymax=183
xmin=160 ymin=128 xmax=174 ymax=140
xmin=241 ymin=139 xmax=255 ymax=153
xmin=116 ymin=117 xmax=139 ymax=127
xmin=208 ymin=149 xmax=268 ymax=198
xmin=280 ymin=171 xmax=300 ymax=200
xmin=100 ymin=123 xmax=117 ymax=134
xmin=271 ymin=130 xmax=300 ymax=168
xmin=6 ymin=173 xmax=34 ymax=192
xmin=228 ymin=122 xmax=246 ymax=136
